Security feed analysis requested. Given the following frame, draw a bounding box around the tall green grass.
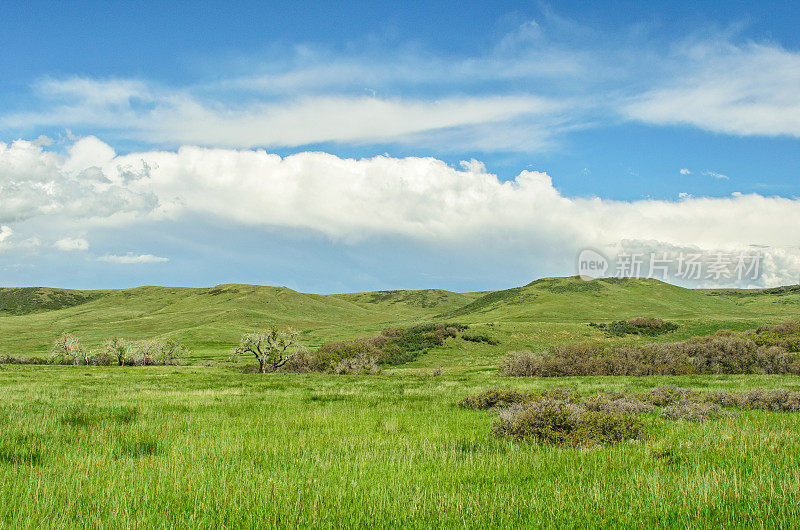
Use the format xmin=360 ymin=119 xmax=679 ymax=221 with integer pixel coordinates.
xmin=1 ymin=366 xmax=799 ymax=527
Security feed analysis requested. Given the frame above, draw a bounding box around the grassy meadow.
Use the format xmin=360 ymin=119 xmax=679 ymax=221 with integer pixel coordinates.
xmin=2 ymin=276 xmax=800 ymax=527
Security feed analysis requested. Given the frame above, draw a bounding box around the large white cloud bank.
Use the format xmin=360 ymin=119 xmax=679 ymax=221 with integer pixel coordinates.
xmin=1 ymin=136 xmax=798 ymax=286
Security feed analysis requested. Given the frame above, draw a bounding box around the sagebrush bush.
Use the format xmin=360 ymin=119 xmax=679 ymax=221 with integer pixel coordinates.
xmin=738 ymin=388 xmax=800 ymax=412
xmin=501 ymin=332 xmax=800 ymax=377
xmin=458 ymin=387 xmax=536 ymax=409
xmin=646 ymin=386 xmax=699 ymax=406
xmin=492 ymin=400 xmax=645 ymax=446
xmin=464 ymin=385 xmax=800 ymax=447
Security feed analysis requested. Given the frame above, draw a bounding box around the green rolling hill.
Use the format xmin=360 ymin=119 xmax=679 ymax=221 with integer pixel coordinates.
xmin=1 ymin=276 xmax=799 ymax=360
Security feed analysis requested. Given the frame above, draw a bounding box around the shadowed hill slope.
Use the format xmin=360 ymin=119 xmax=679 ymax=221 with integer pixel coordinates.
xmin=0 ymin=287 xmax=99 ymax=315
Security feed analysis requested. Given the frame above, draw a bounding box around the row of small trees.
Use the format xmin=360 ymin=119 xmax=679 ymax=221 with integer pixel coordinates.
xmin=51 ymin=333 xmax=188 ymax=366
xmin=46 ymin=328 xmax=304 ymax=371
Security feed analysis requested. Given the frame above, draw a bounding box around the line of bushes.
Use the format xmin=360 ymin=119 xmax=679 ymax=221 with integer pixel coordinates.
xmin=502 ymin=321 xmax=800 ymax=377
xmin=460 ymin=386 xmax=800 ymax=446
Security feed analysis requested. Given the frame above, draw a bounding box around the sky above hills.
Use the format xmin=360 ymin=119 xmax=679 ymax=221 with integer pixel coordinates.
xmin=1 ymin=1 xmax=799 ymax=292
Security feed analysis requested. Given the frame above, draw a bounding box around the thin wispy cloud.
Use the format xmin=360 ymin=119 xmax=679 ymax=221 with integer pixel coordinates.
xmin=703 ymin=170 xmax=730 ymax=180
xmin=98 ymin=253 xmax=169 ymax=264
xmin=3 ymin=20 xmax=798 ymax=152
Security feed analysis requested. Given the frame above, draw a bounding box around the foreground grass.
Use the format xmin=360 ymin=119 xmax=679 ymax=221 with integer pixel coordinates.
xmin=1 ymin=366 xmax=799 ymax=528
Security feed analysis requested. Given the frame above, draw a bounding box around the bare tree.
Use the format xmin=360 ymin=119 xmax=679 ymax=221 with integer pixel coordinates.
xmin=234 ymin=328 xmax=302 ymax=373
xmin=51 ymin=333 xmax=86 ymax=365
xmin=103 ymin=337 xmax=129 ymax=366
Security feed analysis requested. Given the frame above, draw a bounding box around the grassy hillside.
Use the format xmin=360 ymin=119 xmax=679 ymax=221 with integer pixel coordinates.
xmin=3 ymin=277 xmax=800 ymax=527
xmin=1 ymin=276 xmax=799 ymax=362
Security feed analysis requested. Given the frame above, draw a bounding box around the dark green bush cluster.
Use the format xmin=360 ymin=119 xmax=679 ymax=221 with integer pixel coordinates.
xmin=0 ymin=355 xmax=49 ymax=365
xmin=589 ymin=317 xmax=678 ymax=337
xmin=308 ymin=322 xmax=468 ymax=370
xmin=463 ymin=385 xmax=800 ymax=446
xmin=502 ymin=332 xmax=800 ymax=377
xmin=461 ymin=333 xmax=500 ymax=345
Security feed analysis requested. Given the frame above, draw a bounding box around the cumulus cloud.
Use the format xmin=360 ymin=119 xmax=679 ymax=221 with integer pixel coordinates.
xmin=0 ymin=137 xmax=158 ymax=224
xmin=0 ymin=225 xmax=11 ymax=242
xmin=54 ymin=237 xmax=89 ymax=251
xmin=680 ymin=168 xmax=691 ymax=175
xmin=98 ymin=253 xmax=169 ymax=264
xmin=0 ymin=136 xmax=798 ymax=286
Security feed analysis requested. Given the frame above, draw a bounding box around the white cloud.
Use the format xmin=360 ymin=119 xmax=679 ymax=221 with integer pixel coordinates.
xmin=0 ymin=136 xmax=798 ymax=286
xmin=0 ymin=78 xmax=568 ymax=152
xmin=703 ymin=170 xmax=729 ymax=180
xmin=2 ymin=25 xmax=798 ymax=148
xmin=624 ymin=41 xmax=800 ymax=137
xmin=0 ymin=225 xmax=11 ymax=242
xmin=98 ymin=253 xmax=169 ymax=264
xmin=0 ymin=137 xmax=158 ymax=224
xmin=54 ymin=237 xmax=89 ymax=251
xmin=679 ymin=168 xmax=691 ymax=175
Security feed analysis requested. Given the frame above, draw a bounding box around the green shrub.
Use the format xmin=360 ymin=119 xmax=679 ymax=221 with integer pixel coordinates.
xmin=461 ymin=333 xmax=499 ymax=345
xmin=310 ymin=322 xmax=468 ymax=370
xmin=595 ymin=317 xmax=679 ymax=337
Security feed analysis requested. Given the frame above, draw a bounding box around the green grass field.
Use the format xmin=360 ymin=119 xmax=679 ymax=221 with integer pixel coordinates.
xmin=2 ymin=276 xmax=800 ymax=527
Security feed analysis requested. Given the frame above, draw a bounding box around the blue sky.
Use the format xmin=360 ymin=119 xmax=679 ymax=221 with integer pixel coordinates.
xmin=1 ymin=1 xmax=799 ymax=291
